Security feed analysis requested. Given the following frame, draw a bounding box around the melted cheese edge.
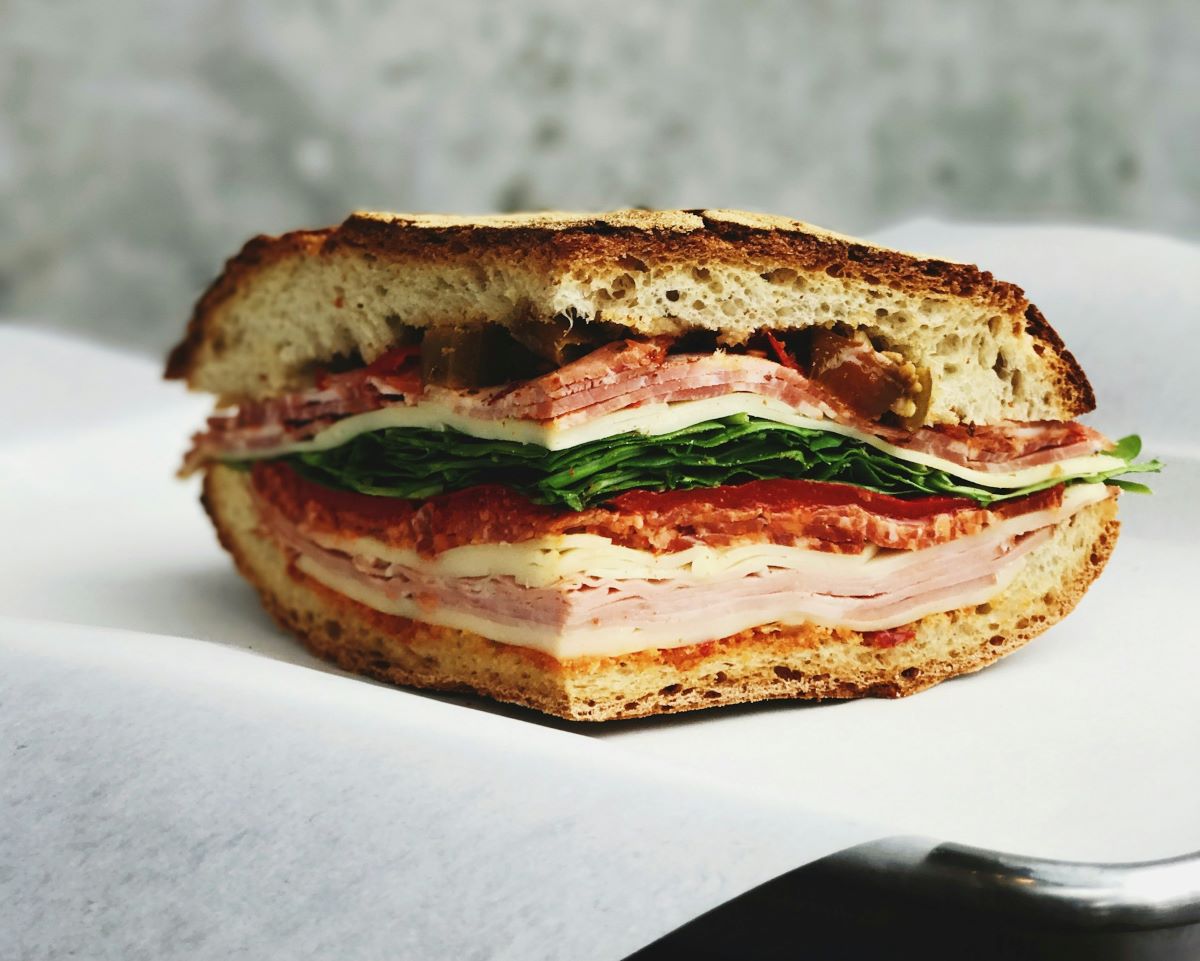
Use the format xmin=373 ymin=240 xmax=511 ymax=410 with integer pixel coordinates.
xmin=231 ymin=392 xmax=1124 ymax=490
xmin=306 ymin=483 xmax=1106 ymax=588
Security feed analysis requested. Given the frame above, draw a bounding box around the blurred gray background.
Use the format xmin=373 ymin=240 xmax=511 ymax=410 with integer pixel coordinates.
xmin=2 ymin=0 xmax=1198 ymax=355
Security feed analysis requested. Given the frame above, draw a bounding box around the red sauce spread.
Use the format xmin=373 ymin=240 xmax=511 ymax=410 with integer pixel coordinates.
xmin=250 ymin=462 xmax=1065 ymax=557
xmin=610 ymin=478 xmax=978 ymax=520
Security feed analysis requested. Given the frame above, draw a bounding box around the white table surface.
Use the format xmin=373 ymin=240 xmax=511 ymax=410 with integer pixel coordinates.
xmin=3 ymin=221 xmax=1198 ymax=959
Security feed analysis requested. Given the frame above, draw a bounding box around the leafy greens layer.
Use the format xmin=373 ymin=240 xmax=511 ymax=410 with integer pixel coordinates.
xmin=276 ymin=415 xmax=1161 ymax=511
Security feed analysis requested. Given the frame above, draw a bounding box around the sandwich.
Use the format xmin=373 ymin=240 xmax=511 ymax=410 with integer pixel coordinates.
xmin=167 ymin=209 xmax=1158 ymax=720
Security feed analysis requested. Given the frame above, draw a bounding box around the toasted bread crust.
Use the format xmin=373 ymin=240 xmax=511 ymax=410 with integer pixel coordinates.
xmin=202 ymin=463 xmax=1118 ymax=721
xmin=1022 ymin=303 xmax=1096 ymax=413
xmin=166 ymin=209 xmax=1093 ymax=422
xmin=330 ymin=209 xmax=1025 ymax=305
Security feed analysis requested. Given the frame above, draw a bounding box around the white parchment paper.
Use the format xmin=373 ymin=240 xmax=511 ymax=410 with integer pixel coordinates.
xmin=1 ymin=618 xmax=871 ymax=961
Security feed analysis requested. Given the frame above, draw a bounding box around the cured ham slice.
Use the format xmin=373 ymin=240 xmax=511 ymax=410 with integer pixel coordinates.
xmin=181 ymin=339 xmax=1106 ymax=477
xmin=250 ymin=476 xmax=1109 ymax=658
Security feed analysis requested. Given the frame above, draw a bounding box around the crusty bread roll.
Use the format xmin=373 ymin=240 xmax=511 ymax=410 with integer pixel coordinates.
xmin=170 ymin=209 xmax=1141 ymax=721
xmin=167 ymin=209 xmax=1092 ymax=426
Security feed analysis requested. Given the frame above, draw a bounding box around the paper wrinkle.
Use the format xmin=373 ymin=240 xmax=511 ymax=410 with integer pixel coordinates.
xmin=1 ymin=619 xmax=870 ymax=960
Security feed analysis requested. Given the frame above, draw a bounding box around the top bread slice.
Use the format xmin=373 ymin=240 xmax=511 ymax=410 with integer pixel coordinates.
xmin=165 ymin=208 xmax=1093 ymax=426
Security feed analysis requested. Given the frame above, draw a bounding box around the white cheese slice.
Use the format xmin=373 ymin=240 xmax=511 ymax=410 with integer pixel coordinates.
xmin=307 ymin=483 xmax=1109 ymax=589
xmin=292 ymin=484 xmax=1109 ymax=658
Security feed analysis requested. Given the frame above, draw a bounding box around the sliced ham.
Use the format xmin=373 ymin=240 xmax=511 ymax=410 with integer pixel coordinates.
xmin=882 ymin=420 xmax=1105 ymax=469
xmin=478 ymin=339 xmax=836 ymax=422
xmin=259 ymin=482 xmax=1106 ymax=658
xmin=183 ymin=338 xmax=1107 ymax=476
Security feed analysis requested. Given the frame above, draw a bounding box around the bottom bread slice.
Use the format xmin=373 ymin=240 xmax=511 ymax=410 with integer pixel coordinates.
xmin=203 ymin=464 xmax=1119 ymax=721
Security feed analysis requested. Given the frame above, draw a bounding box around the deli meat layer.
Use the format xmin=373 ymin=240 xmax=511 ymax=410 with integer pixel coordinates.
xmin=252 ymin=461 xmax=1071 ymax=556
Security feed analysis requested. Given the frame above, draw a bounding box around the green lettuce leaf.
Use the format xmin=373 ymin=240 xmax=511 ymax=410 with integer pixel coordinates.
xmin=271 ymin=415 xmax=1162 ymax=511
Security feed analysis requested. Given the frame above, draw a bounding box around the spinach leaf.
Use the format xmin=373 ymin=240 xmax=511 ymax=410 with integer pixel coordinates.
xmin=273 ymin=416 xmax=1161 ymax=511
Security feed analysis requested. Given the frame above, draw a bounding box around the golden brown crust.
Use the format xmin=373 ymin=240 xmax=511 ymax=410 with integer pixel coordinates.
xmin=164 ymin=209 xmax=1094 ymax=418
xmin=202 ymin=463 xmax=1119 ymax=722
xmin=331 ymin=209 xmax=1022 ymax=305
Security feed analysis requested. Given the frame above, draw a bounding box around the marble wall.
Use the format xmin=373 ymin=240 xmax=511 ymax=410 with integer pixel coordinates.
xmin=2 ymin=0 xmax=1197 ymax=351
